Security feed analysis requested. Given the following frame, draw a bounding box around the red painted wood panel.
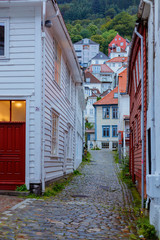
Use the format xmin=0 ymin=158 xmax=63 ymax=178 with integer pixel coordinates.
xmin=0 ymin=123 xmax=25 ymax=190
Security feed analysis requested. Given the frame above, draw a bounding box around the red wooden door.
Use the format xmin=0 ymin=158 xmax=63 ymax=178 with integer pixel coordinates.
xmin=0 ymin=123 xmax=25 ymax=190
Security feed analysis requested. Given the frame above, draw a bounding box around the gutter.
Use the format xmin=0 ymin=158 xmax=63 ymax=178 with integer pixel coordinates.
xmin=134 ymin=26 xmax=144 ymax=209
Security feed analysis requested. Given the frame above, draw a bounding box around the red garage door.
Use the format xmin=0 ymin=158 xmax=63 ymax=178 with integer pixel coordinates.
xmin=0 ymin=123 xmax=25 ymax=190
xmin=0 ymin=100 xmax=26 ymax=190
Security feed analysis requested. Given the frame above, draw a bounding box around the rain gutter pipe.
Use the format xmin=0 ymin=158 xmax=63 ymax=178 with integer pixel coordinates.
xmin=41 ymin=0 xmax=46 ymax=192
xmin=134 ymin=26 xmax=144 ymax=209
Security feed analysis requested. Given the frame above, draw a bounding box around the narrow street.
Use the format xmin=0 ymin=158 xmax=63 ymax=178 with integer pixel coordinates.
xmin=0 ymin=150 xmax=137 ymax=240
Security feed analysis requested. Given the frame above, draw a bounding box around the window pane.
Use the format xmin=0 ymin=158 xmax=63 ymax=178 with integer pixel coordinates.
xmin=0 ymin=25 xmax=4 ymax=56
xmin=11 ymin=101 xmax=26 ymax=122
xmin=0 ymin=101 xmax=10 ymax=121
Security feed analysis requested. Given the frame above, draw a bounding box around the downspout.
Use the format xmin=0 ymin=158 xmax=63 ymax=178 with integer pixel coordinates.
xmin=134 ymin=26 xmax=144 ymax=209
xmin=143 ymin=0 xmax=154 ymax=208
xmin=41 ymin=0 xmax=46 ymax=192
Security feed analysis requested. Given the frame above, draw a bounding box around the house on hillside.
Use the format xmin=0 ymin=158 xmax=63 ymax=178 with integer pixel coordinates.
xmin=106 ymin=57 xmax=128 ymax=73
xmin=109 ymin=47 xmax=128 ymax=59
xmin=88 ymin=52 xmax=109 ymax=66
xmin=86 ymin=64 xmax=114 ymax=92
xmin=108 ymin=33 xmax=130 ymax=55
xmin=74 ymin=38 xmax=99 ymax=68
xmin=117 ymin=68 xmax=130 ymax=159
xmin=127 ymin=18 xmax=147 ymax=199
xmin=0 ymin=0 xmax=85 ymax=193
xmin=84 ymin=72 xmax=102 ymax=97
xmin=93 ymin=87 xmax=119 ymax=150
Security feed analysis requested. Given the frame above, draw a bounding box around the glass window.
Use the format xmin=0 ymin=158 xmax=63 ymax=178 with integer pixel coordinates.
xmin=112 ymin=142 xmax=118 ymax=149
xmin=11 ymin=101 xmax=26 ymax=122
xmin=90 ymin=109 xmax=93 ymax=115
xmin=0 ymin=24 xmax=4 ymax=56
xmin=112 ymin=125 xmax=118 ymax=137
xmin=102 ymin=126 xmax=110 ymax=137
xmin=120 ymin=42 xmax=123 ymax=46
xmin=102 ymin=142 xmax=109 ymax=148
xmin=0 ymin=101 xmax=10 ymax=121
xmin=103 ymin=107 xmax=110 ymax=119
xmin=112 ymin=107 xmax=118 ymax=119
xmin=0 ymin=101 xmax=26 ymax=122
xmin=55 ymin=40 xmax=61 ymax=85
xmin=51 ymin=111 xmax=59 ymax=156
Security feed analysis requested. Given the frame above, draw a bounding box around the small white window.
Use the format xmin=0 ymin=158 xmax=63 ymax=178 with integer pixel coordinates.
xmin=120 ymin=42 xmax=123 ymax=46
xmin=51 ymin=110 xmax=59 ymax=156
xmin=0 ymin=19 xmax=9 ymax=59
xmin=86 ymin=78 xmax=90 ymax=83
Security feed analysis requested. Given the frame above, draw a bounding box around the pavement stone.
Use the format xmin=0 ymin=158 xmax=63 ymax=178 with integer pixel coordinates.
xmin=0 ymin=150 xmax=139 ymax=239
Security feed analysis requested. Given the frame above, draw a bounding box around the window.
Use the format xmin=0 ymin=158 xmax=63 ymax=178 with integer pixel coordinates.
xmin=86 ymin=78 xmax=90 ymax=83
xmin=92 ymin=65 xmax=101 ymax=73
xmin=112 ymin=63 xmax=115 ymax=67
xmin=102 ymin=142 xmax=109 ymax=148
xmin=119 ymin=37 xmax=121 ymax=40
xmin=114 ymin=93 xmax=118 ymax=98
xmin=112 ymin=107 xmax=118 ymax=119
xmin=112 ymin=142 xmax=118 ymax=149
xmin=117 ymin=47 xmax=120 ymax=52
xmin=0 ymin=19 xmax=9 ymax=58
xmin=90 ymin=109 xmax=93 ymax=115
xmin=112 ymin=125 xmax=118 ymax=137
xmin=51 ymin=111 xmax=59 ymax=156
xmin=54 ymin=40 xmax=61 ymax=85
xmin=102 ymin=125 xmax=110 ymax=137
xmin=0 ymin=100 xmax=26 ymax=122
xmin=103 ymin=107 xmax=110 ymax=119
xmin=67 ymin=126 xmax=73 ymax=159
xmin=120 ymin=42 xmax=123 ymax=46
xmin=65 ymin=66 xmax=70 ymax=100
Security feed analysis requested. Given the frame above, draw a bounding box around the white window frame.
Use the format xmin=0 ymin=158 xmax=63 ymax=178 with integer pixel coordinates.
xmin=0 ymin=18 xmax=9 ymax=59
xmin=51 ymin=110 xmax=59 ymax=156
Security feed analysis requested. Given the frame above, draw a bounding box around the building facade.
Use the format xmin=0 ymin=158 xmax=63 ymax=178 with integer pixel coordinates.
xmin=74 ymin=38 xmax=99 ymax=68
xmin=0 ymin=0 xmax=85 ymax=193
xmin=93 ymin=87 xmax=119 ymax=150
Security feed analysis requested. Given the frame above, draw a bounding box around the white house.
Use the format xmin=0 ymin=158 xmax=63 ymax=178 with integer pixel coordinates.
xmin=86 ymin=64 xmax=114 ymax=92
xmin=74 ymin=38 xmax=99 ymax=68
xmin=88 ymin=51 xmax=109 ymax=66
xmin=117 ymin=68 xmax=130 ymax=158
xmin=0 ymin=0 xmax=85 ymax=193
xmin=84 ymin=72 xmax=102 ymax=97
xmin=93 ymin=87 xmax=119 ymax=150
xmin=106 ymin=57 xmax=128 ymax=73
xmin=109 ymin=47 xmax=128 ymax=59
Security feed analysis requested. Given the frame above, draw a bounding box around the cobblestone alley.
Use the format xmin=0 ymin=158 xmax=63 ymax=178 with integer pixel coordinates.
xmin=0 ymin=150 xmax=138 ymax=240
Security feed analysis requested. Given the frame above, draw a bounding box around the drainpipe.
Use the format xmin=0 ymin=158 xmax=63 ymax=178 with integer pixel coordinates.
xmin=134 ymin=26 xmax=144 ymax=209
xmin=41 ymin=0 xmax=46 ymax=193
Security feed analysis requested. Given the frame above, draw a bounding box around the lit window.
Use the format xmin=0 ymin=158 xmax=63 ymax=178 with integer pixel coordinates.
xmin=0 ymin=101 xmax=26 ymax=122
xmin=102 ymin=126 xmax=110 ymax=137
xmin=103 ymin=107 xmax=110 ymax=119
xmin=112 ymin=125 xmax=118 ymax=137
xmin=51 ymin=111 xmax=59 ymax=156
xmin=0 ymin=19 xmax=9 ymax=58
xmin=54 ymin=40 xmax=61 ymax=85
xmin=112 ymin=107 xmax=118 ymax=119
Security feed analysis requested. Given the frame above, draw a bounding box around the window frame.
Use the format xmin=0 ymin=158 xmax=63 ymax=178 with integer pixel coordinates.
xmin=54 ymin=40 xmax=62 ymax=86
xmin=112 ymin=125 xmax=118 ymax=137
xmin=102 ymin=125 xmax=110 ymax=137
xmin=51 ymin=110 xmax=59 ymax=157
xmin=0 ymin=18 xmax=9 ymax=59
xmin=112 ymin=106 xmax=118 ymax=119
xmin=102 ymin=107 xmax=110 ymax=119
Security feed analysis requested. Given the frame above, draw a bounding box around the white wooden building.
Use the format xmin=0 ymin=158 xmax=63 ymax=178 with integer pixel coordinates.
xmin=0 ymin=0 xmax=85 ymax=193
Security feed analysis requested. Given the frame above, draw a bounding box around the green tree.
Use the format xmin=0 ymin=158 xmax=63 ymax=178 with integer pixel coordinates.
xmin=88 ymin=24 xmax=98 ymax=36
xmin=80 ymin=29 xmax=91 ymax=38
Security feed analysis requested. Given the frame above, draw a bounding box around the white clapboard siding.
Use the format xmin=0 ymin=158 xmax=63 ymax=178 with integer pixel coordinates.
xmin=44 ymin=29 xmax=76 ymax=182
xmin=0 ymin=6 xmax=37 ymax=183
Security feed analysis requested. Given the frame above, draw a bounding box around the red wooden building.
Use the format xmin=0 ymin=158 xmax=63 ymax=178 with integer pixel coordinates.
xmin=108 ymin=33 xmax=129 ymax=55
xmin=127 ymin=22 xmax=147 ymax=197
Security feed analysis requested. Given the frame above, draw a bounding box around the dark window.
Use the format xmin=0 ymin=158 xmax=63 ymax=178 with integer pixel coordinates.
xmin=112 ymin=142 xmax=118 ymax=149
xmin=112 ymin=107 xmax=118 ymax=119
xmin=102 ymin=126 xmax=110 ymax=137
xmin=112 ymin=125 xmax=118 ymax=137
xmin=0 ymin=25 xmax=4 ymax=56
xmin=102 ymin=142 xmax=109 ymax=148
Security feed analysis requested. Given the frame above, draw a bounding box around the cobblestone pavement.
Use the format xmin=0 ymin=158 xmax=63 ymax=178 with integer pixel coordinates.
xmin=0 ymin=150 xmax=138 ymax=240
xmin=0 ymin=196 xmax=24 ymax=213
